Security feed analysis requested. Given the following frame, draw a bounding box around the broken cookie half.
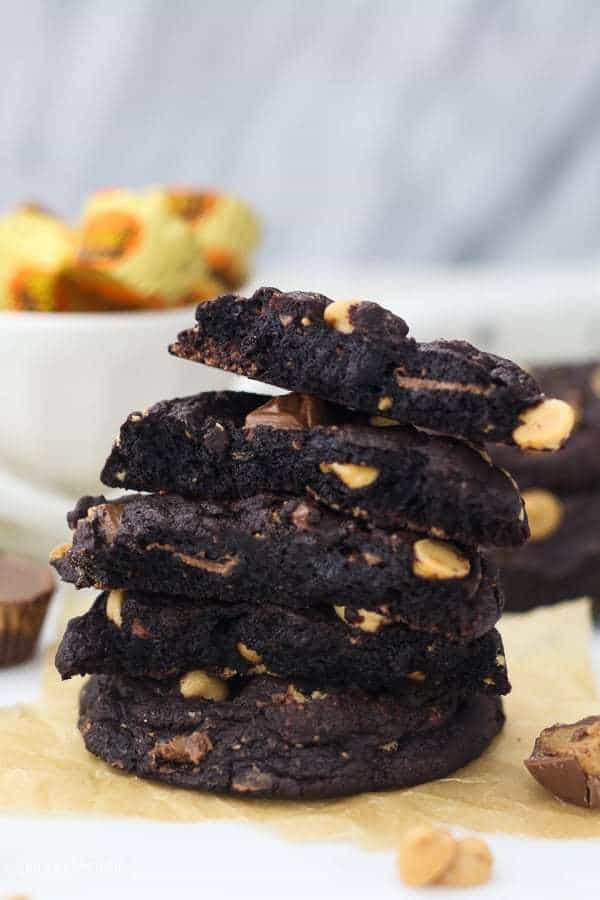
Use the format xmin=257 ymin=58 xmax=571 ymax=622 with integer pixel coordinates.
xmin=525 ymin=716 xmax=600 ymax=807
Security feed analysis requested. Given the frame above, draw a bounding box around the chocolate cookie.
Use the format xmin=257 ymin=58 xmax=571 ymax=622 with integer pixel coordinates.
xmin=56 ymin=591 xmax=509 ymax=699
xmin=101 ymin=390 xmax=528 ymax=548
xmin=51 ymin=493 xmax=503 ymax=637
xmin=170 ymin=287 xmax=574 ymax=448
xmin=490 ymin=362 xmax=600 ymax=493
xmin=491 ymin=489 xmax=600 ymax=611
xmin=78 ymin=673 xmax=504 ymax=799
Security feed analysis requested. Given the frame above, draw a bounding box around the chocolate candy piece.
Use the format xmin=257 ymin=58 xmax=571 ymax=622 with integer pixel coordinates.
xmin=56 ymin=590 xmax=510 ymax=699
xmin=525 ymin=716 xmax=600 ymax=807
xmin=78 ymin=672 xmax=504 ymax=800
xmin=0 ymin=553 xmax=55 ymax=665
xmin=100 ymin=390 xmax=528 ymax=548
xmin=169 ymin=287 xmax=573 ymax=447
xmin=244 ymin=392 xmax=334 ymax=429
xmin=50 ymin=492 xmax=503 ymax=638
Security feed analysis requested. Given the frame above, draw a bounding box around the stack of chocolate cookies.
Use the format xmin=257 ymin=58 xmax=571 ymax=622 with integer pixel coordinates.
xmin=51 ymin=287 xmax=573 ymax=799
xmin=491 ymin=363 xmax=600 ymax=611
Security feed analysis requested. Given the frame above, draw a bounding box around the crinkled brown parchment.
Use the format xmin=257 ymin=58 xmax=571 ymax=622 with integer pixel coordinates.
xmin=0 ymin=594 xmax=598 ymax=846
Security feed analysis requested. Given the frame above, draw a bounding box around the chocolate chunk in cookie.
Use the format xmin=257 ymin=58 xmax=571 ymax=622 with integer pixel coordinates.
xmin=169 ymin=287 xmax=573 ymax=447
xmin=101 ymin=390 xmax=528 ymax=548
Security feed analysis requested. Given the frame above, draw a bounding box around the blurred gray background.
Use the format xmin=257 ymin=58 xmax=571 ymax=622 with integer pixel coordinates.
xmin=3 ymin=0 xmax=600 ymax=265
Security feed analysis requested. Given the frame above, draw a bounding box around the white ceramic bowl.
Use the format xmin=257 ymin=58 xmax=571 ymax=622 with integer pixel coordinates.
xmin=0 ymin=306 xmax=233 ymax=540
xmin=4 ymin=266 xmax=600 ymax=547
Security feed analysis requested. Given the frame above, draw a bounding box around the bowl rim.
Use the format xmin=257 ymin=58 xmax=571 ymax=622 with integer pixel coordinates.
xmin=0 ymin=305 xmax=197 ymax=330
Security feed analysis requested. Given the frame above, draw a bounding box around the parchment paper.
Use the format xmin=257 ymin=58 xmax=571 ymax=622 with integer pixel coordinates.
xmin=0 ymin=594 xmax=598 ymax=847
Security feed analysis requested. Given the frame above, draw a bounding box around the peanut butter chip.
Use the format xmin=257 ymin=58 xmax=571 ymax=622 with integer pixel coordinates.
xmin=334 ymin=605 xmax=387 ymax=632
xmin=369 ymin=415 xmax=398 ymax=427
xmin=512 ymin=398 xmax=575 ymax=450
xmin=398 ymin=829 xmax=493 ymax=889
xmin=412 ymin=538 xmax=471 ymax=580
xmin=436 ymin=837 xmax=493 ymax=888
xmin=333 ymin=604 xmax=347 ymax=623
xmin=105 ymin=590 xmax=124 ymax=628
xmin=179 ymin=670 xmax=229 ymax=701
xmin=319 ymin=461 xmax=380 ymax=489
xmin=323 ymin=299 xmax=361 ymax=334
xmin=590 ymin=367 xmax=600 ymax=398
xmin=355 ymin=608 xmax=386 ymax=632
xmin=145 ymin=543 xmax=239 ymax=575
xmin=377 ymin=396 xmax=393 ymax=412
xmin=397 ymin=827 xmax=457 ymax=887
xmin=237 ymin=642 xmax=263 ymax=665
xmin=523 ymin=488 xmax=564 ymax=541
xmin=287 ymin=685 xmax=308 ymax=704
xmin=49 ymin=542 xmax=70 ymax=561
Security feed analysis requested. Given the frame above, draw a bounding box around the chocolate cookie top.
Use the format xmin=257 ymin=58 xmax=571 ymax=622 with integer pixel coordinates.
xmin=490 ymin=362 xmax=600 ymax=492
xmin=79 ymin=673 xmax=504 ymax=799
xmin=170 ymin=287 xmax=574 ymax=448
xmin=50 ymin=493 xmax=501 ymax=636
xmin=101 ymin=390 xmax=528 ymax=548
xmin=56 ymin=590 xmax=509 ymax=699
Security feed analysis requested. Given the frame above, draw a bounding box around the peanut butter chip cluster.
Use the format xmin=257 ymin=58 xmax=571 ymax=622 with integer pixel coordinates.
xmin=397 ymin=827 xmax=493 ymax=888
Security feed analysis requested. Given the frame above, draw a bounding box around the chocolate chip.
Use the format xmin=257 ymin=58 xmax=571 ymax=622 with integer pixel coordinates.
xmin=244 ymin=393 xmax=334 ymax=430
xmin=202 ymin=421 xmax=230 ymax=453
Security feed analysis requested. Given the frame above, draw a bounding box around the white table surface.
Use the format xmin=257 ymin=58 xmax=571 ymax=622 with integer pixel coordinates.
xmin=0 ymin=596 xmax=596 ymax=899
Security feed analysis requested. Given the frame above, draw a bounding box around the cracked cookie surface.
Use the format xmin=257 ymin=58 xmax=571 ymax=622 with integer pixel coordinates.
xmin=79 ymin=673 xmax=504 ymax=799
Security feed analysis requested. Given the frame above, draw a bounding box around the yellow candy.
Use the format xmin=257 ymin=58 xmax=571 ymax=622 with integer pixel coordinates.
xmin=0 ymin=206 xmax=75 ymax=311
xmin=166 ymin=187 xmax=260 ymax=290
xmin=72 ymin=187 xmax=221 ymax=309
